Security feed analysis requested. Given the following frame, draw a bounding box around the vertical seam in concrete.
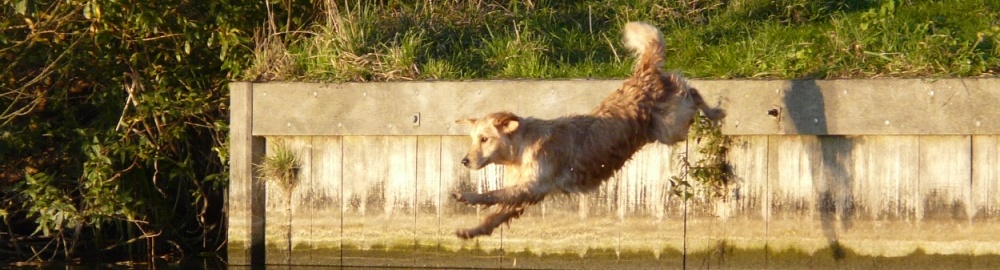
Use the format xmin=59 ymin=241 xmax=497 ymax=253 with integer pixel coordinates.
xmin=683 ymin=139 xmax=689 ymax=270
xmin=765 ymin=135 xmax=771 ymax=270
xmin=308 ymin=137 xmax=315 ymax=261
xmin=339 ymin=137 xmax=344 ymax=266
xmin=437 ymin=136 xmax=443 ymax=264
xmin=916 ymin=137 xmax=922 ymax=221
xmin=968 ymin=135 xmax=975 ymax=222
xmin=413 ymin=136 xmax=419 ymax=265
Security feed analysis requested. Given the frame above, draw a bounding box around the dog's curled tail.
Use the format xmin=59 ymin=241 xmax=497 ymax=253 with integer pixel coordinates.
xmin=623 ymin=21 xmax=664 ymax=74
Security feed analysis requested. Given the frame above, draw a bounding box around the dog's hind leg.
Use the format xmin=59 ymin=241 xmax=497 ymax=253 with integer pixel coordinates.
xmin=689 ymin=88 xmax=726 ymax=121
xmin=456 ymin=206 xmax=526 ymax=239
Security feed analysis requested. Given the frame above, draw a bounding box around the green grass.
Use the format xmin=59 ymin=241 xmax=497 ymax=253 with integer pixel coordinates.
xmin=245 ymin=0 xmax=1000 ymax=82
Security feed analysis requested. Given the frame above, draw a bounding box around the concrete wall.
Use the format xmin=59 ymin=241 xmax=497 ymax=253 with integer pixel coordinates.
xmin=228 ymin=79 xmax=1000 ymax=269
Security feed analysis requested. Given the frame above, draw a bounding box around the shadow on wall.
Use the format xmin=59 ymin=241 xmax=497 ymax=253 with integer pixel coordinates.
xmin=784 ymin=80 xmax=855 ymax=260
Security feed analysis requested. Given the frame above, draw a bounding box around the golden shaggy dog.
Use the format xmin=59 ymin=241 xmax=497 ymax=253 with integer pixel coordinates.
xmin=452 ymin=22 xmax=725 ymax=239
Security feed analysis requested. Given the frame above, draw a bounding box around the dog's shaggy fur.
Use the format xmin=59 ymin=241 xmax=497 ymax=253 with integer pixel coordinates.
xmin=452 ymin=22 xmax=725 ymax=239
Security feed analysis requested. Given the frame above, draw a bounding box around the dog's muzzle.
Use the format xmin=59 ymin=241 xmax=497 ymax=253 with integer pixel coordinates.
xmin=461 ymin=157 xmax=471 ymax=168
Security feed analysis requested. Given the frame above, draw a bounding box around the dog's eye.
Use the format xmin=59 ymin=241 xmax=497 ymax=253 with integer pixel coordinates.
xmin=479 ymin=137 xmax=489 ymax=143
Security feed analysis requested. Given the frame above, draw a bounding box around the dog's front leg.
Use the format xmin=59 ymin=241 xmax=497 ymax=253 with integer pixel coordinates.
xmin=452 ymin=181 xmax=550 ymax=207
xmin=456 ymin=206 xmax=525 ymax=239
xmin=451 ymin=191 xmax=492 ymax=206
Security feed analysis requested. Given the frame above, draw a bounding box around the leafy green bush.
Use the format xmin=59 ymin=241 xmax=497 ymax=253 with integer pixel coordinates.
xmin=0 ymin=0 xmax=315 ymax=263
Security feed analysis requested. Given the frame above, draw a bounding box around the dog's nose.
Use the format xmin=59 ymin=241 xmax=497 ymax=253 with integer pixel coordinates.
xmin=461 ymin=158 xmax=470 ymax=167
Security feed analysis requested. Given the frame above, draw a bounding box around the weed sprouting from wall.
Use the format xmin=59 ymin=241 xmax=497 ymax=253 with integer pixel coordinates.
xmin=259 ymin=139 xmax=300 ymax=196
xmin=257 ymin=138 xmax=300 ymax=262
xmin=670 ymin=114 xmax=734 ymax=202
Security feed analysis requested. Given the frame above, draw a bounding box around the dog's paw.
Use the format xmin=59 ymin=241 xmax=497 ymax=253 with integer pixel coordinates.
xmin=705 ymin=108 xmax=726 ymax=121
xmin=452 ymin=192 xmax=480 ymax=205
xmin=455 ymin=229 xmax=475 ymax=240
xmin=455 ymin=228 xmax=491 ymax=240
xmin=451 ymin=192 xmax=466 ymax=203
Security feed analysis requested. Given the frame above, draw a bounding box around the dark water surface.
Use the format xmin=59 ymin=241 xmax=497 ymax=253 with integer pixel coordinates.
xmin=223 ymin=245 xmax=1000 ymax=270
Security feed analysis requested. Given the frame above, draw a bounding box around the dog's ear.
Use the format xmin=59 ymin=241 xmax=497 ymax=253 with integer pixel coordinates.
xmin=499 ymin=119 xmax=519 ymax=134
xmin=492 ymin=112 xmax=520 ymax=134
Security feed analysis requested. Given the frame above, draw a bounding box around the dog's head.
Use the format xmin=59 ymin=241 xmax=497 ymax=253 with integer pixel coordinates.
xmin=455 ymin=111 xmax=520 ymax=170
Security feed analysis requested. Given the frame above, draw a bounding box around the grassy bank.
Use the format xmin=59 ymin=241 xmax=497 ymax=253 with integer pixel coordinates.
xmin=247 ymin=0 xmax=999 ymax=82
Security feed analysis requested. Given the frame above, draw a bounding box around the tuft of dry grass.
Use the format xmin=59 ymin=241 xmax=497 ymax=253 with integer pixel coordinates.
xmin=258 ymin=139 xmax=299 ymax=196
xmin=248 ymin=0 xmax=427 ymax=82
xmin=244 ymin=30 xmax=299 ymax=82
